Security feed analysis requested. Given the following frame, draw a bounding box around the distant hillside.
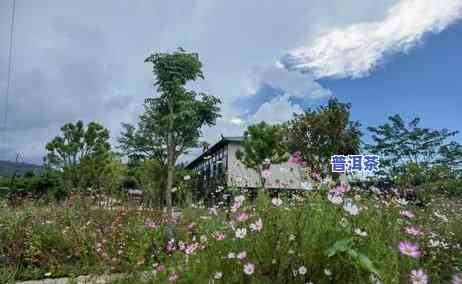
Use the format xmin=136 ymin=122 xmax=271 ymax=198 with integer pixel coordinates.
xmin=0 ymin=160 xmax=45 ymax=177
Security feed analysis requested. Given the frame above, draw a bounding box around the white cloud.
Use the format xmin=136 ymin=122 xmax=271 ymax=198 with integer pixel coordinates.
xmin=248 ymin=64 xmax=332 ymax=99
xmin=250 ymin=94 xmax=303 ymax=124
xmin=282 ymin=0 xmax=462 ymax=79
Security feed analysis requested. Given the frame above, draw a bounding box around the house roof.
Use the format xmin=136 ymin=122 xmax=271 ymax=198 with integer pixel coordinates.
xmin=186 ymin=136 xmax=243 ymax=169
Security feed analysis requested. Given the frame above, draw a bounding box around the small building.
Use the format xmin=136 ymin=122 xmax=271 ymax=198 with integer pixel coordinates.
xmin=186 ymin=136 xmax=310 ymax=199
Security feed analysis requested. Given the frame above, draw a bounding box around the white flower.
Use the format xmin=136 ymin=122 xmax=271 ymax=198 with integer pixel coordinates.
xmin=235 ymin=195 xmax=246 ymax=203
xmin=235 ymin=228 xmax=247 ymax=239
xmin=289 ymin=234 xmax=296 ymax=241
xmin=171 ymin=187 xmax=178 ymax=193
xmin=327 ymin=194 xmax=343 ymax=205
xmin=227 ymin=252 xmax=236 ymax=259
xmin=370 ymin=274 xmax=382 ymax=284
xmin=339 ymin=218 xmax=349 ymax=228
xmin=288 ymin=249 xmax=295 ymax=254
xmin=44 ymin=272 xmax=52 ymax=277
xmin=214 ymin=272 xmax=223 ymax=279
xmin=396 ymin=198 xmax=408 ymax=206
xmin=324 ymin=269 xmax=332 ymax=276
xmin=343 ymin=201 xmax=360 ymax=216
xmin=237 ymin=251 xmax=247 ymax=259
xmin=298 ymin=266 xmax=307 ymax=275
xmin=243 ymin=263 xmax=255 ymax=275
xmin=183 ymin=175 xmax=191 ymax=180
xmin=271 ymin=198 xmax=283 ymax=207
xmin=354 ymin=228 xmax=368 ymax=237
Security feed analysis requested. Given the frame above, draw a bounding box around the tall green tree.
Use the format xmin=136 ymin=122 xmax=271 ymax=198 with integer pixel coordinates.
xmin=44 ymin=121 xmax=111 ymax=191
xmin=122 ymin=48 xmax=221 ymax=216
xmin=366 ymin=114 xmax=462 ymax=185
xmin=236 ymin=122 xmax=289 ymax=188
xmin=287 ymin=98 xmax=362 ymax=175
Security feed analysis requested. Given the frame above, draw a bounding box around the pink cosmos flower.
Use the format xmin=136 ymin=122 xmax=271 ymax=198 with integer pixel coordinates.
xmin=289 ymin=151 xmax=306 ymax=166
xmin=250 ymin=218 xmax=263 ymax=232
xmin=236 ymin=212 xmax=249 ymax=222
xmin=400 ymin=210 xmax=415 ymax=219
xmin=185 ymin=243 xmax=199 ymax=255
xmin=145 ymin=219 xmax=158 ymax=229
xmin=231 ymin=201 xmax=242 ymax=212
xmin=214 ymin=231 xmax=226 ymax=241
xmin=410 ymin=269 xmax=428 ymax=284
xmin=399 ymin=241 xmax=421 ymax=259
xmin=187 ymin=222 xmax=196 ymax=231
xmin=156 ymin=264 xmax=166 ymax=273
xmin=243 ymin=263 xmax=255 ymax=275
xmin=168 ymin=272 xmax=178 ymax=283
xmin=237 ymin=251 xmax=247 ymax=259
xmin=405 ymin=226 xmax=423 ymax=237
xmin=452 ymin=273 xmax=462 ymax=284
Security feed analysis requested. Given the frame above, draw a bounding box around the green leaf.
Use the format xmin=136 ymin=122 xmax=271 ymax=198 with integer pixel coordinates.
xmin=326 ymin=238 xmax=353 ymax=257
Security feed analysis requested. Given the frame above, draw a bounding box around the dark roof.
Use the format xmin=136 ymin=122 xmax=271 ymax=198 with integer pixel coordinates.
xmin=186 ymin=136 xmax=243 ymax=169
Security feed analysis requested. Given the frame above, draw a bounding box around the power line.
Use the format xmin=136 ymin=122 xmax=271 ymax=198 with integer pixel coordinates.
xmin=1 ymin=0 xmax=16 ymax=161
xmin=2 ymin=0 xmax=16 ymax=134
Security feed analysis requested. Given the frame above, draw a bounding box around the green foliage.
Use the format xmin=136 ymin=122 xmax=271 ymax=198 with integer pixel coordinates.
xmin=44 ymin=121 xmax=112 ymax=192
xmin=366 ymin=114 xmax=462 ymax=188
xmin=287 ymin=98 xmax=362 ymax=175
xmin=120 ymin=48 xmax=221 ymax=216
xmin=236 ymin=122 xmax=289 ymax=187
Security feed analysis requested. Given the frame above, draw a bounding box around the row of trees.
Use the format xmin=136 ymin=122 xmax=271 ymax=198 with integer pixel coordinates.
xmin=4 ymin=48 xmax=461 ymax=212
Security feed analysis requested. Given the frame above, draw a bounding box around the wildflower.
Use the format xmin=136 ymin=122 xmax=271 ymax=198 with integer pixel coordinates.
xmin=145 ymin=219 xmax=158 ymax=229
xmin=398 ymin=241 xmax=421 ymax=259
xmin=262 ymin=169 xmax=272 ymax=179
xmin=405 ymin=226 xmax=423 ymax=237
xmin=343 ymin=201 xmax=360 ymax=215
xmin=354 ymin=228 xmax=368 ymax=237
xmin=243 ymin=263 xmax=255 ymax=275
xmin=237 ymin=212 xmax=249 ymax=222
xmin=288 ymin=249 xmax=295 ymax=254
xmin=396 ymin=198 xmax=408 ymax=206
xmin=272 ymin=198 xmax=283 ymax=207
xmin=434 ymin=211 xmax=449 ymax=222
xmin=171 ymin=187 xmax=178 ymax=192
xmin=237 ymin=251 xmax=247 ymax=259
xmin=214 ymin=231 xmax=226 ymax=241
xmin=156 ymin=264 xmax=166 ymax=273
xmin=187 ymin=222 xmax=196 ymax=230
xmin=410 ymin=269 xmax=428 ymax=284
xmin=183 ymin=175 xmax=191 ymax=181
xmin=370 ymin=274 xmax=382 ymax=284
xmin=298 ymin=266 xmax=307 ymax=275
xmin=452 ymin=274 xmax=462 ymax=284
xmin=400 ymin=210 xmax=415 ymax=219
xmin=227 ymin=252 xmax=236 ymax=259
xmin=231 ymin=201 xmax=242 ymax=212
xmin=428 ymin=239 xmax=440 ymax=248
xmin=327 ymin=191 xmax=343 ymax=205
xmin=185 ymin=243 xmax=199 ymax=255
xmin=250 ymin=218 xmax=263 ymax=232
xmin=214 ymin=272 xmax=223 ymax=279
xmin=235 ymin=195 xmax=246 ymax=203
xmin=324 ymin=269 xmax=332 ymax=276
xmin=289 ymin=234 xmax=296 ymax=241
xmin=44 ymin=272 xmax=52 ymax=277
xmin=168 ymin=272 xmax=178 ymax=282
xmin=236 ymin=228 xmax=247 ymax=239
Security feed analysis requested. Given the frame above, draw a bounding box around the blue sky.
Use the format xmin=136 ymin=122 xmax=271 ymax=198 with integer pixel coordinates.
xmin=319 ymin=21 xmax=462 ymax=144
xmin=0 ymin=0 xmax=461 ymax=163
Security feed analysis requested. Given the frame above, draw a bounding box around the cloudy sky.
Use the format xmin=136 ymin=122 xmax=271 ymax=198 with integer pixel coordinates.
xmin=0 ymin=0 xmax=461 ymax=164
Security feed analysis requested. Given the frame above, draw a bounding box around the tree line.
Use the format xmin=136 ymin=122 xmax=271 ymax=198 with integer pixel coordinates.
xmin=1 ymin=48 xmax=461 ymax=212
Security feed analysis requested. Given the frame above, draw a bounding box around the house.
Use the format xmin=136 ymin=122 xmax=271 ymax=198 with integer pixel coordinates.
xmin=186 ymin=136 xmax=310 ymax=199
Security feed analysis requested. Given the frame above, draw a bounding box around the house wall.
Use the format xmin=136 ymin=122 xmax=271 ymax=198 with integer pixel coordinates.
xmin=226 ymin=142 xmax=309 ymax=190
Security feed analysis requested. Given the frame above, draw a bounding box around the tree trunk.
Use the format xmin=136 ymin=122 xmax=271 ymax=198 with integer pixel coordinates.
xmin=166 ymin=149 xmax=174 ymax=218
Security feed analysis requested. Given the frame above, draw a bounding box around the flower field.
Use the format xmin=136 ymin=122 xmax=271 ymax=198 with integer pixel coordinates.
xmin=0 ymin=182 xmax=461 ymax=283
